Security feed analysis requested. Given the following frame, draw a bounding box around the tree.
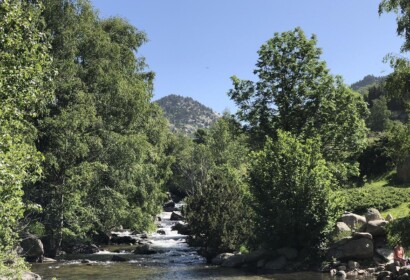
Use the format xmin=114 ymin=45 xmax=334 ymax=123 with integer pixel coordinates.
xmin=184 ymin=116 xmax=252 ymax=258
xmin=249 ymin=131 xmax=343 ymax=251
xmin=367 ymin=96 xmax=392 ymax=132
xmin=228 ymin=28 xmax=368 ymax=184
xmin=0 ymin=0 xmax=53 ymax=276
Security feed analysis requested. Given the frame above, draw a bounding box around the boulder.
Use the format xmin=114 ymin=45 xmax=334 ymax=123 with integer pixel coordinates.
xmin=211 ymin=253 xmax=234 ymax=265
xmin=156 ymin=229 xmax=166 ymax=235
xmin=221 ymin=254 xmax=245 ymax=268
xmin=335 ymin=222 xmax=351 ymax=233
xmin=264 ymin=256 xmax=287 ymax=270
xmin=69 ymin=244 xmax=99 ymax=254
xmin=164 ymin=200 xmax=175 ymax=208
xmin=336 ymin=270 xmax=347 ymax=278
xmin=365 ymin=208 xmax=383 ymax=222
xmin=386 ymin=214 xmax=394 ymax=222
xmin=110 ymin=235 xmax=138 ymax=244
xmin=348 ymin=260 xmax=360 ymax=270
xmin=376 ymin=247 xmax=394 ymax=262
xmin=366 ymin=220 xmax=388 ymax=237
xmin=339 ymin=213 xmax=366 ymax=230
xmin=111 ymin=255 xmax=128 ymax=262
xmin=22 ymin=272 xmax=41 ymax=280
xmin=42 ymin=257 xmax=57 ymax=263
xmin=134 ymin=244 xmax=156 ymax=255
xmin=352 ymin=232 xmax=372 ymax=240
xmin=170 ymin=211 xmax=184 ymax=221
xmin=20 ymin=233 xmax=44 ymax=261
xmin=327 ymin=237 xmax=373 ymax=260
xmin=276 ymin=247 xmax=298 ymax=260
xmin=244 ymin=249 xmax=271 ymax=263
xmin=171 ymin=222 xmax=190 ymax=235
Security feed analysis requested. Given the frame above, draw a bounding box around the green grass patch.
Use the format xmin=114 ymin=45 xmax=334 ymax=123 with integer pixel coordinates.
xmin=381 ymin=203 xmax=410 ymax=219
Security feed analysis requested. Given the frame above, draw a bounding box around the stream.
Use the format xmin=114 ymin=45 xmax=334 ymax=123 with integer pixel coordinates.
xmin=30 ymin=205 xmax=367 ymax=279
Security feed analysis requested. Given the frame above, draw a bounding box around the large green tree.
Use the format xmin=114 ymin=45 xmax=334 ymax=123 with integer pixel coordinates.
xmin=229 ymin=28 xmax=368 ymax=184
xmin=250 ymin=131 xmax=343 ymax=251
xmin=0 ymin=0 xmax=53 ymax=276
xmin=24 ymin=0 xmax=170 ymax=256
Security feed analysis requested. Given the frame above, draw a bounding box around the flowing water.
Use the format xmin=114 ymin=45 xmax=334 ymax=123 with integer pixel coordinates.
xmin=31 ymin=207 xmax=371 ymax=279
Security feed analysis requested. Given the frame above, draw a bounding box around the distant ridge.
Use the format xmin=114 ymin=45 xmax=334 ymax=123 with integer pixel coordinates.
xmin=155 ymin=94 xmax=220 ymax=135
xmin=351 ymin=75 xmax=385 ymax=94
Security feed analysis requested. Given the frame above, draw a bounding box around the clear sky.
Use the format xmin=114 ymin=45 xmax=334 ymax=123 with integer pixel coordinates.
xmin=92 ymin=0 xmax=403 ymax=113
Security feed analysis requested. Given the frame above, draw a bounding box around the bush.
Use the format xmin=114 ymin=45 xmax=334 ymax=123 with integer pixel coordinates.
xmin=386 ymin=216 xmax=410 ymax=247
xmin=342 ymin=187 xmax=410 ymax=214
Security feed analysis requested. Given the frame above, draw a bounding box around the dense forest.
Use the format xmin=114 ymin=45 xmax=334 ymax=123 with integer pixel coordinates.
xmin=1 ymin=0 xmax=410 ymax=278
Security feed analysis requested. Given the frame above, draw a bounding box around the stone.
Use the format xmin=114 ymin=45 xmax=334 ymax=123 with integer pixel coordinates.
xmin=339 ymin=213 xmax=366 ymax=230
xmin=22 ymin=272 xmax=41 ymax=280
xmin=358 ymin=270 xmax=366 ymax=275
xmin=365 ymin=208 xmax=383 ymax=222
xmin=376 ymin=247 xmax=394 ymax=262
xmin=386 ymin=214 xmax=394 ymax=222
xmin=385 ymin=262 xmax=400 ymax=274
xmin=110 ymin=235 xmax=138 ymax=244
xmin=377 ymin=271 xmax=392 ymax=280
xmin=69 ymin=244 xmax=99 ymax=254
xmin=338 ymin=265 xmax=347 ymax=271
xmin=257 ymin=259 xmax=266 ymax=268
xmin=264 ymin=256 xmax=287 ymax=270
xmin=111 ymin=255 xmax=128 ymax=262
xmin=335 ymin=222 xmax=351 ymax=233
xmin=20 ymin=233 xmax=44 ymax=260
xmin=134 ymin=244 xmax=157 ymax=255
xmin=327 ymin=237 xmax=373 ymax=260
xmin=171 ymin=222 xmax=190 ymax=235
xmin=400 ymin=267 xmax=410 ymax=275
xmin=164 ymin=200 xmax=175 ymax=208
xmin=366 ymin=220 xmax=388 ymax=237
xmin=352 ymin=232 xmax=372 ymax=240
xmin=42 ymin=257 xmax=57 ymax=263
xmin=157 ymin=229 xmax=166 ymax=235
xmin=221 ymin=254 xmax=245 ymax=268
xmin=244 ymin=249 xmax=271 ymax=263
xmin=347 ymin=260 xmax=360 ymax=270
xmin=336 ymin=270 xmax=347 ymax=278
xmin=276 ymin=247 xmax=298 ymax=260
xmin=170 ymin=211 xmax=184 ymax=221
xmin=211 ymin=253 xmax=234 ymax=265
xmin=398 ymin=274 xmax=410 ymax=280
xmin=330 ymin=269 xmax=337 ymax=276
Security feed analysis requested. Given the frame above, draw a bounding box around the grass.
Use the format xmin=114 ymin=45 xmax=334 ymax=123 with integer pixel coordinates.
xmin=381 ymin=203 xmax=410 ymax=219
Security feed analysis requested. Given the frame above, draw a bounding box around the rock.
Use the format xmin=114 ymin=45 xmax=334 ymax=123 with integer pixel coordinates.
xmin=111 ymin=255 xmax=128 ymax=262
xmin=398 ymin=273 xmax=410 ymax=280
xmin=157 ymin=229 xmax=166 ymax=235
xmin=20 ymin=233 xmax=44 ymax=261
xmin=170 ymin=211 xmax=184 ymax=221
xmin=335 ymin=222 xmax=351 ymax=233
xmin=110 ymin=235 xmax=138 ymax=244
xmin=347 ymin=260 xmax=360 ymax=270
xmin=385 ymin=262 xmax=400 ymax=274
xmin=339 ymin=213 xmax=366 ymax=230
xmin=171 ymin=222 xmax=190 ymax=235
xmin=336 ymin=270 xmax=347 ymax=278
xmin=365 ymin=208 xmax=383 ymax=222
xmin=327 ymin=237 xmax=373 ymax=260
xmin=211 ymin=253 xmax=234 ymax=265
xmin=257 ymin=259 xmax=266 ymax=268
xmin=42 ymin=257 xmax=57 ymax=263
xmin=244 ymin=249 xmax=271 ymax=263
xmin=352 ymin=232 xmax=373 ymax=240
xmin=358 ymin=269 xmax=366 ymax=275
xmin=276 ymin=247 xmax=298 ymax=260
xmin=134 ymin=244 xmax=157 ymax=255
xmin=264 ymin=256 xmax=287 ymax=270
xmin=221 ymin=254 xmax=245 ymax=268
xmin=400 ymin=267 xmax=410 ymax=275
xmin=22 ymin=272 xmax=41 ymax=280
xmin=376 ymin=247 xmax=394 ymax=262
xmin=330 ymin=269 xmax=337 ymax=276
xmin=70 ymin=244 xmax=99 ymax=254
xmin=366 ymin=220 xmax=388 ymax=237
xmin=386 ymin=214 xmax=394 ymax=222
xmin=338 ymin=265 xmax=347 ymax=271
xmin=377 ymin=271 xmax=392 ymax=280
xmin=164 ymin=200 xmax=175 ymax=208
xmin=368 ymin=268 xmax=377 ymax=273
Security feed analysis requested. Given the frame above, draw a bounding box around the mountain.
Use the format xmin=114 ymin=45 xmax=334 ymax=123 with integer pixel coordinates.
xmin=351 ymin=75 xmax=385 ymax=95
xmin=155 ymin=94 xmax=220 ymax=135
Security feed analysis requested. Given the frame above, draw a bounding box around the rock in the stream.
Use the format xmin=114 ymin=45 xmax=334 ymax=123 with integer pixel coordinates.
xmin=171 ymin=222 xmax=190 ymax=235
xmin=170 ymin=211 xmax=184 ymax=221
xmin=335 ymin=222 xmax=351 ymax=234
xmin=110 ymin=235 xmax=138 ymax=244
xmin=20 ymin=233 xmax=44 ymax=262
xmin=327 ymin=236 xmax=373 ymax=260
xmin=22 ymin=272 xmax=42 ymax=280
xmin=111 ymin=255 xmax=128 ymax=262
xmin=42 ymin=257 xmax=57 ymax=263
xmin=134 ymin=244 xmax=157 ymax=255
xmin=164 ymin=200 xmax=175 ymax=208
xmin=264 ymin=256 xmax=287 ymax=270
xmin=212 ymin=253 xmax=234 ymax=265
xmin=221 ymin=254 xmax=245 ymax=268
xmin=376 ymin=247 xmax=394 ymax=262
xmin=69 ymin=243 xmax=99 ymax=254
xmin=157 ymin=229 xmax=166 ymax=235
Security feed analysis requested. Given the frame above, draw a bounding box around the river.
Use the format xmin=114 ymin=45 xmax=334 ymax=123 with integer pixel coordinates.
xmin=30 ymin=207 xmax=373 ymax=280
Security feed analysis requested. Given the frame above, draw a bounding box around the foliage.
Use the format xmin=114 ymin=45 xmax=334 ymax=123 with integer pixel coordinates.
xmin=367 ymin=96 xmax=392 ymax=132
xmin=249 ymin=131 xmax=344 ymax=251
xmin=386 ymin=216 xmax=410 ymax=247
xmin=342 ymin=185 xmax=410 ymax=214
xmin=23 ymin=0 xmax=171 ymax=256
xmin=228 ymin=28 xmax=368 ymax=184
xmin=385 ymin=121 xmax=410 ymax=166
xmin=0 ymin=0 xmax=53 ymax=276
xmin=184 ymin=116 xmax=252 ymax=255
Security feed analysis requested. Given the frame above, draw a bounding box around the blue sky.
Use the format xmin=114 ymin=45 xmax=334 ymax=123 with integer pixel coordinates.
xmin=92 ymin=0 xmax=403 ymax=113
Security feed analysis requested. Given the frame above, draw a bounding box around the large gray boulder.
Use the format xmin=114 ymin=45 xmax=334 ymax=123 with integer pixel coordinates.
xmin=366 ymin=220 xmax=388 ymax=237
xmin=335 ymin=222 xmax=351 ymax=233
xmin=365 ymin=208 xmax=382 ymax=222
xmin=211 ymin=253 xmax=234 ymax=265
xmin=20 ymin=233 xmax=44 ymax=261
xmin=134 ymin=244 xmax=157 ymax=255
xmin=376 ymin=247 xmax=394 ymax=262
xmin=244 ymin=249 xmax=271 ymax=263
xmin=170 ymin=211 xmax=184 ymax=221
xmin=22 ymin=272 xmax=41 ymax=280
xmin=264 ymin=256 xmax=287 ymax=270
xmin=221 ymin=254 xmax=245 ymax=268
xmin=327 ymin=237 xmax=374 ymax=260
xmin=339 ymin=213 xmax=366 ymax=230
